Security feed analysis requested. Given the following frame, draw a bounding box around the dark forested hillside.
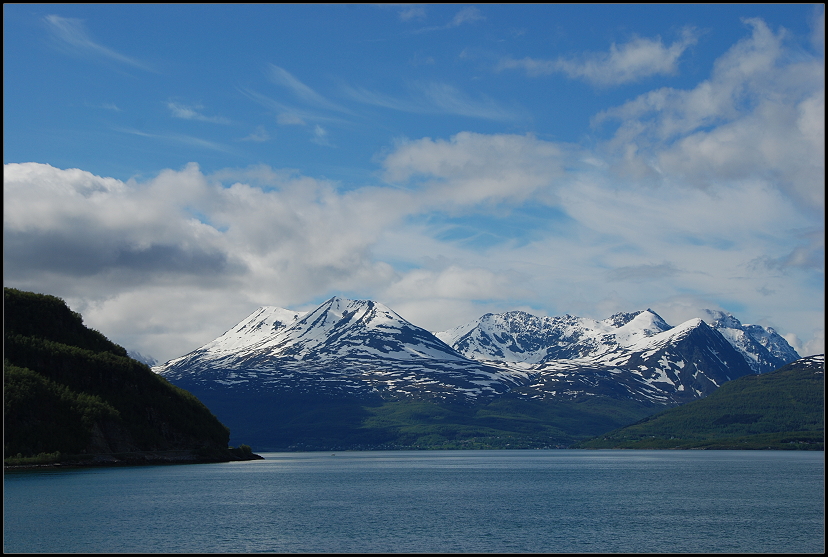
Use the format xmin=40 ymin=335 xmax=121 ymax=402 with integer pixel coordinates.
xmin=3 ymin=288 xmax=259 ymax=466
xmin=576 ymin=355 xmax=824 ymax=450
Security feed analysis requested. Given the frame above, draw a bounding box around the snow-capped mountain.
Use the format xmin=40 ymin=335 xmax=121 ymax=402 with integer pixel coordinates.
xmin=435 ymin=309 xmax=672 ymax=365
xmin=155 ymin=298 xmax=800 ymax=408
xmin=698 ymin=309 xmax=800 ymax=373
xmin=157 ymin=297 xmax=528 ymax=402
xmin=522 ymin=318 xmax=757 ymax=404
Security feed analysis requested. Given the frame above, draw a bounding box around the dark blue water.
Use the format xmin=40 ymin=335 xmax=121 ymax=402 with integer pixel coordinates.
xmin=4 ymin=450 xmax=824 ymax=553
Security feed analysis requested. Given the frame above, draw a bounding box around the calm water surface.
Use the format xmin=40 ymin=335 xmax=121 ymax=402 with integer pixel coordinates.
xmin=4 ymin=450 xmax=824 ymax=553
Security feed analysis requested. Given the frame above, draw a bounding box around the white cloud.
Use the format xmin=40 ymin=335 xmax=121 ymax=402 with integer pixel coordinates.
xmin=342 ymin=81 xmax=523 ymax=121
xmin=116 ymin=127 xmax=233 ymax=153
xmin=238 ymin=87 xmax=348 ymax=129
xmin=785 ymin=329 xmax=824 ymax=357
xmin=412 ymin=6 xmax=484 ymax=34
xmin=593 ymin=19 xmax=824 ymax=214
xmin=498 ymin=28 xmax=698 ymax=86
xmin=3 ymin=162 xmax=409 ymax=360
xmin=450 ymin=7 xmax=484 ymax=27
xmin=5 ymin=17 xmax=823 ymax=363
xmin=267 ymin=64 xmax=349 ymax=113
xmin=44 ymin=14 xmax=154 ymax=72
xmin=167 ymin=102 xmax=232 ymax=124
xmin=380 ymin=131 xmax=566 ymax=206
xmin=239 ymin=126 xmax=270 ymax=142
xmin=311 ymin=125 xmax=332 ymax=146
xmin=398 ymin=6 xmax=427 ymax=22
xmin=384 ymin=265 xmax=517 ymax=301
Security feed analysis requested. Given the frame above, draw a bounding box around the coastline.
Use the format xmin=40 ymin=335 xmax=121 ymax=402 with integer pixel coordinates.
xmin=4 ymin=448 xmax=264 ymax=470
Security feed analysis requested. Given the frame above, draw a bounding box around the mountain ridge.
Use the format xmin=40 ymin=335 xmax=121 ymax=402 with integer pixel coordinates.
xmin=152 ymin=296 xmax=803 ymax=450
xmin=155 ymin=296 xmax=799 ymax=406
xmin=576 ymin=354 xmax=824 ymax=449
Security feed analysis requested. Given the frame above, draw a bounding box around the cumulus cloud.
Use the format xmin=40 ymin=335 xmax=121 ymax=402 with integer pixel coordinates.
xmin=5 ymin=17 xmax=823 ymax=362
xmin=498 ymin=28 xmax=698 ymax=86
xmin=380 ymin=131 xmax=566 ymax=206
xmin=594 ymin=19 xmax=824 ymax=210
xmin=3 ymin=162 xmax=408 ymax=360
xmin=786 ymin=329 xmax=824 ymax=357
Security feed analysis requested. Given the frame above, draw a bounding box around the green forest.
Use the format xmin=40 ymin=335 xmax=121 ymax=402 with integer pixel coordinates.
xmin=576 ymin=357 xmax=824 ymax=450
xmin=4 ymin=288 xmax=259 ymax=466
xmin=192 ymin=390 xmax=660 ymax=451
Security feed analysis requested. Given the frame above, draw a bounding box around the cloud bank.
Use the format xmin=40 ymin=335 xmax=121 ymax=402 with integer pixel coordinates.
xmin=5 ymin=15 xmax=823 ymax=363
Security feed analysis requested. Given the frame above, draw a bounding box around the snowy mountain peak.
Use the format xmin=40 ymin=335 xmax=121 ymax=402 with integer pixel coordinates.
xmin=603 ymin=308 xmax=670 ymax=329
xmin=200 ymin=305 xmax=307 ymax=355
xmin=155 ymin=297 xmax=524 ymax=402
xmin=695 ymin=309 xmax=800 ymax=373
xmin=292 ymin=296 xmax=421 ymax=341
xmin=155 ymin=299 xmax=801 ymax=407
xmin=603 ymin=310 xmax=643 ymax=328
xmin=700 ymin=309 xmax=743 ymax=329
xmin=438 ymin=308 xmax=676 ymax=364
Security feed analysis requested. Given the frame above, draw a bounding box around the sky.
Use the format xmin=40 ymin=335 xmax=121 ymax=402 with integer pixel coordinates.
xmin=3 ymin=4 xmax=824 ymax=363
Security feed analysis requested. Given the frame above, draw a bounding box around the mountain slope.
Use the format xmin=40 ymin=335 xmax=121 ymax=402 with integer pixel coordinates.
xmin=440 ymin=311 xmax=764 ymax=405
xmin=576 ymin=355 xmax=825 ymax=450
xmin=159 ymin=297 xmax=529 ymax=402
xmin=699 ymin=309 xmax=800 ymax=373
xmin=154 ymin=298 xmax=801 ymax=450
xmin=436 ymin=309 xmax=672 ymax=364
xmin=3 ymin=288 xmax=258 ymax=465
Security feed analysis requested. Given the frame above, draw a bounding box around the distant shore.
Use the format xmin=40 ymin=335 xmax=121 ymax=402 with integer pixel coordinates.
xmin=4 ymin=448 xmax=264 ymax=470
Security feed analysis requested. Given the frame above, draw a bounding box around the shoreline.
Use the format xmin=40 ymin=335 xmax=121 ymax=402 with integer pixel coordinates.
xmin=4 ymin=449 xmax=264 ymax=470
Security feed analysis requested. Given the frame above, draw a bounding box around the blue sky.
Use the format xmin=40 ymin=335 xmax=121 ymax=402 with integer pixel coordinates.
xmin=4 ymin=4 xmax=824 ymax=362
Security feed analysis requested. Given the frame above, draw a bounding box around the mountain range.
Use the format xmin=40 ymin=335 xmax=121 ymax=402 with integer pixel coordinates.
xmin=157 ymin=297 xmax=798 ymax=404
xmin=154 ymin=297 xmax=802 ymax=449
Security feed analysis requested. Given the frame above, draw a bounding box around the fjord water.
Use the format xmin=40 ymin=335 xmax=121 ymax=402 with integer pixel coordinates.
xmin=4 ymin=450 xmax=824 ymax=553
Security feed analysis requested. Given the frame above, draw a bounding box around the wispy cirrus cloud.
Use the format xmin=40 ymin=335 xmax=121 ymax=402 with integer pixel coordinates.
xmin=238 ymin=87 xmax=349 ymax=127
xmin=267 ymin=64 xmax=351 ymax=114
xmin=498 ymin=28 xmax=698 ymax=87
xmin=44 ymin=14 xmax=154 ymax=72
xmin=167 ymin=102 xmax=232 ymax=124
xmin=311 ymin=125 xmax=333 ymax=147
xmin=116 ymin=127 xmax=233 ymax=153
xmin=412 ymin=6 xmax=484 ymax=34
xmin=238 ymin=126 xmax=270 ymax=142
xmin=398 ymin=6 xmax=427 ymax=22
xmin=343 ymin=81 xmax=524 ymax=122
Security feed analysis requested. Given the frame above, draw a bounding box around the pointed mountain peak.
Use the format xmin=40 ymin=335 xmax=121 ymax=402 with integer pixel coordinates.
xmin=700 ymin=309 xmax=743 ymax=329
xmin=196 ymin=305 xmax=307 ymax=356
xmin=604 ymin=310 xmax=643 ymax=328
